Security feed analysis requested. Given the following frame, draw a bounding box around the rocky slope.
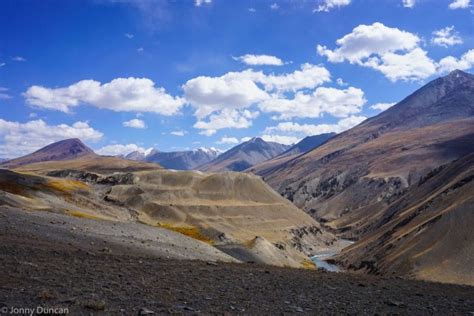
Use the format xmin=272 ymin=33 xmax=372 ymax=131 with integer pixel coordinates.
xmin=200 ymin=137 xmax=290 ymax=172
xmin=249 ymin=70 xmax=474 ymax=283
xmin=0 ymin=139 xmax=337 ymax=268
xmin=333 ymin=153 xmax=474 ymax=285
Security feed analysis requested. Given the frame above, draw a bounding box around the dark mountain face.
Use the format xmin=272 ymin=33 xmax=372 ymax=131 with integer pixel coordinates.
xmin=279 ymin=133 xmax=336 ymax=157
xmin=200 ymin=137 xmax=291 ymax=172
xmin=259 ymin=70 xmax=474 ymax=235
xmin=1 ymin=138 xmax=96 ymax=168
xmin=145 ymin=148 xmax=220 ymax=170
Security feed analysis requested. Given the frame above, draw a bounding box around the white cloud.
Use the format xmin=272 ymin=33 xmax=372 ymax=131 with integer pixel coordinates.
xmin=183 ymin=70 xmax=269 ymax=119
xmin=233 ymin=54 xmax=284 ymax=66
xmin=317 ymin=22 xmax=440 ymax=81
xmin=259 ymin=86 xmax=366 ymax=119
xmin=0 ymin=87 xmax=12 ymax=100
xmin=261 ymin=134 xmax=300 ymax=145
xmin=448 ymin=0 xmax=471 ymax=9
xmin=402 ymin=0 xmax=416 ymax=8
xmin=217 ymin=137 xmax=239 ymax=144
xmin=171 ymin=130 xmax=187 ymax=136
xmin=0 ymin=62 xmax=5 ymax=67
xmin=431 ymin=26 xmax=463 ymax=48
xmin=270 ymin=3 xmax=280 ymax=10
xmin=248 ymin=8 xmax=256 ymax=12
xmin=194 ymin=109 xmax=259 ymax=136
xmin=123 ymin=118 xmax=147 ymax=129
xmin=12 ymin=56 xmax=26 ymax=62
xmin=437 ymin=49 xmax=474 ymax=73
xmin=241 ymin=137 xmax=252 ymax=142
xmin=125 ymin=33 xmax=134 ymax=39
xmin=317 ymin=23 xmax=420 ymax=64
xmin=0 ymin=119 xmax=103 ymax=158
xmin=367 ymin=48 xmax=437 ymax=82
xmin=315 ymin=0 xmax=351 ymax=12
xmin=24 ymin=77 xmax=184 ymax=115
xmin=264 ymin=115 xmax=366 ymax=137
xmin=137 ymin=47 xmax=144 ymax=52
xmin=370 ymin=102 xmax=396 ymax=111
xmin=97 ymin=143 xmax=152 ymax=157
xmin=195 ymin=0 xmax=211 ymax=6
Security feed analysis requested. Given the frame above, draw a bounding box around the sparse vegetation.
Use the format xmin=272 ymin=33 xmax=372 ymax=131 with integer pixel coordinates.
xmin=157 ymin=223 xmax=214 ymax=244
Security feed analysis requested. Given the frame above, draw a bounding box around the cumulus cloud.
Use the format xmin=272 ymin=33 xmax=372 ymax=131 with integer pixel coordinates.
xmin=402 ymin=0 xmax=416 ymax=8
xmin=317 ymin=22 xmax=442 ymax=81
xmin=0 ymin=119 xmax=103 ymax=158
xmin=448 ymin=0 xmax=471 ymax=9
xmin=437 ymin=49 xmax=474 ymax=73
xmin=315 ymin=0 xmax=351 ymax=12
xmin=24 ymin=77 xmax=184 ymax=115
xmin=270 ymin=3 xmax=280 ymax=10
xmin=96 ymin=143 xmax=153 ymax=156
xmin=431 ymin=26 xmax=463 ymax=48
xmin=194 ymin=109 xmax=259 ymax=136
xmin=241 ymin=137 xmax=252 ymax=142
xmin=264 ymin=115 xmax=366 ymax=137
xmin=259 ymin=86 xmax=366 ymax=120
xmin=125 ymin=33 xmax=134 ymax=39
xmin=123 ymin=118 xmax=147 ymax=129
xmin=371 ymin=102 xmax=396 ymax=111
xmin=217 ymin=137 xmax=239 ymax=145
xmin=233 ymin=54 xmax=284 ymax=66
xmin=317 ymin=23 xmax=420 ymax=64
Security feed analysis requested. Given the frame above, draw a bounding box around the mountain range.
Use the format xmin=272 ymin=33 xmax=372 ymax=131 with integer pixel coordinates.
xmin=250 ymin=69 xmax=474 ymax=284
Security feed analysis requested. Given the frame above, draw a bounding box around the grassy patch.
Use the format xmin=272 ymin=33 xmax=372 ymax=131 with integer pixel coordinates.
xmin=301 ymin=258 xmax=316 ymax=270
xmin=47 ymin=179 xmax=89 ymax=193
xmin=157 ymin=223 xmax=214 ymax=244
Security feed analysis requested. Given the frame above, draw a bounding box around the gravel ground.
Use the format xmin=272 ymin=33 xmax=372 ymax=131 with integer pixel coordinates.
xmin=1 ymin=209 xmax=474 ymax=315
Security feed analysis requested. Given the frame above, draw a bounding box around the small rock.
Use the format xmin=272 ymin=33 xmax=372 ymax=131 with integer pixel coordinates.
xmin=138 ymin=307 xmax=155 ymax=315
xmin=206 ymin=261 xmax=218 ymax=266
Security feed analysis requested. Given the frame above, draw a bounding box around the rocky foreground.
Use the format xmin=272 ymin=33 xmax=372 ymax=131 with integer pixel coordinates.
xmin=1 ymin=210 xmax=473 ymax=315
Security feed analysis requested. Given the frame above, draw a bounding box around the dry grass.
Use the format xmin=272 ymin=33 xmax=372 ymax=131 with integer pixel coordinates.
xmin=68 ymin=210 xmax=104 ymax=221
xmin=300 ymin=259 xmax=316 ymax=270
xmin=157 ymin=223 xmax=214 ymax=244
xmin=47 ymin=179 xmax=89 ymax=193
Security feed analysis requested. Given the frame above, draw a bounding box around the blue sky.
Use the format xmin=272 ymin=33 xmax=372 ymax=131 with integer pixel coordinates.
xmin=0 ymin=0 xmax=473 ymax=157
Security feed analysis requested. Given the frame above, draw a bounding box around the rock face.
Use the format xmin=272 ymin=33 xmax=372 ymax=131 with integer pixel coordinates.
xmin=1 ymin=138 xmax=96 ymax=168
xmin=252 ymin=70 xmax=474 ymax=283
xmin=200 ymin=137 xmax=291 ymax=172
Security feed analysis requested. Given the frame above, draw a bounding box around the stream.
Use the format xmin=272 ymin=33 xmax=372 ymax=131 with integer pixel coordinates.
xmin=310 ymin=240 xmax=354 ymax=272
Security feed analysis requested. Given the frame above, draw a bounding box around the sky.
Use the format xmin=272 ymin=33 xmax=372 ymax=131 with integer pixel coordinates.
xmin=0 ymin=0 xmax=473 ymax=158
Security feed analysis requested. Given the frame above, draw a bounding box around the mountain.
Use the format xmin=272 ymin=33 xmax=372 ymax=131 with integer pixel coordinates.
xmin=1 ymin=149 xmax=338 ymax=268
xmin=200 ymin=137 xmax=291 ymax=172
xmin=145 ymin=147 xmax=220 ymax=170
xmin=334 ymin=153 xmax=474 ymax=285
xmin=124 ymin=148 xmax=157 ymax=161
xmin=250 ymin=70 xmax=474 ymax=281
xmin=247 ymin=133 xmax=335 ymax=176
xmin=1 ymin=138 xmax=96 ymax=168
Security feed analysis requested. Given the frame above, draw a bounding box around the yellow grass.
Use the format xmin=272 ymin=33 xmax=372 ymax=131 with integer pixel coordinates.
xmin=157 ymin=223 xmax=214 ymax=244
xmin=47 ymin=179 xmax=89 ymax=193
xmin=300 ymin=259 xmax=316 ymax=270
xmin=68 ymin=210 xmax=103 ymax=220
